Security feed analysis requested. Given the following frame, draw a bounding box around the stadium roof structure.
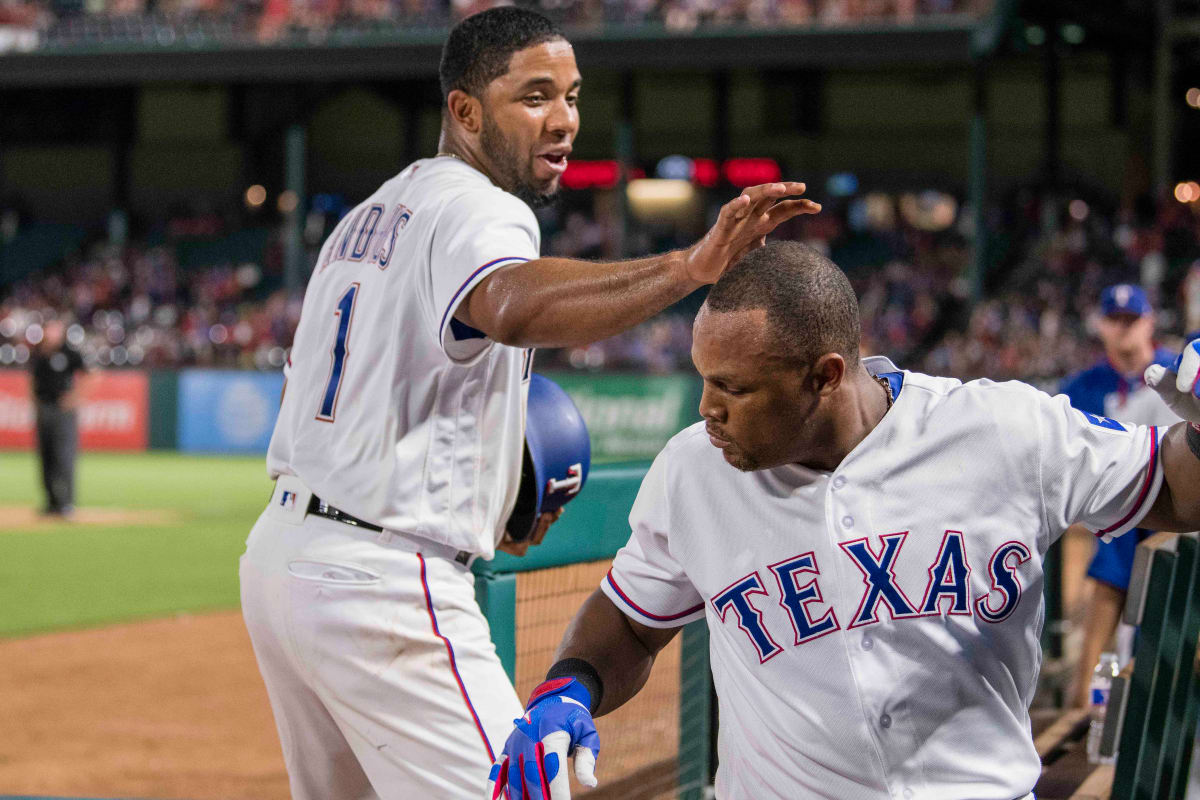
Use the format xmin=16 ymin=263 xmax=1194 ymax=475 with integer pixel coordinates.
xmin=0 ymin=17 xmax=989 ymax=88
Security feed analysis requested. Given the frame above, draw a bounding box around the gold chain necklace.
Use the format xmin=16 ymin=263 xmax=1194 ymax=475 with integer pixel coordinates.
xmin=874 ymin=374 xmax=894 ymax=411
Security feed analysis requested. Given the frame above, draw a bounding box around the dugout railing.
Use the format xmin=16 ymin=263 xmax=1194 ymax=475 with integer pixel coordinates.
xmin=473 ymin=463 xmax=715 ymax=800
xmin=1097 ymin=530 xmax=1200 ymax=799
xmin=1037 ymin=531 xmax=1200 ymax=800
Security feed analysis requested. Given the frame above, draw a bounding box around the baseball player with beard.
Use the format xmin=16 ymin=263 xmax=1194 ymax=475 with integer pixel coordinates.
xmin=490 ymin=241 xmax=1200 ymax=800
xmin=238 ymin=8 xmax=821 ymax=800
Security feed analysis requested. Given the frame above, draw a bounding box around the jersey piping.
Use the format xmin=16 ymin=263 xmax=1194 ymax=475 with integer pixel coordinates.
xmin=1096 ymin=426 xmax=1161 ymax=537
xmin=604 ymin=569 xmax=705 ymax=624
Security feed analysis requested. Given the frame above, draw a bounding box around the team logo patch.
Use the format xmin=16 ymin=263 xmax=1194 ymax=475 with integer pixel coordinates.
xmin=280 ymin=490 xmax=296 ymax=510
xmin=1080 ymin=411 xmax=1125 ymax=431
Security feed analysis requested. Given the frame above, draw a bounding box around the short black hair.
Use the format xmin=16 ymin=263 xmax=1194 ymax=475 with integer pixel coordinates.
xmin=704 ymin=241 xmax=861 ymax=367
xmin=439 ymin=7 xmax=565 ymax=101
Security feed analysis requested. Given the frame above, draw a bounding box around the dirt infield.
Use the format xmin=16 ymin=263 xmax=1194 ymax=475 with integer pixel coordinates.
xmin=0 ymin=612 xmax=289 ymax=800
xmin=0 ymin=506 xmax=181 ymax=531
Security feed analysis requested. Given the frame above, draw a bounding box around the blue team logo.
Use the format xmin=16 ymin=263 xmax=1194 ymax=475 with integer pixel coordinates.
xmin=1080 ymin=411 xmax=1125 ymax=432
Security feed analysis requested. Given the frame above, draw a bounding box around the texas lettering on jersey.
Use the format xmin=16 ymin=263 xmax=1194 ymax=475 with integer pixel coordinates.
xmin=709 ymin=531 xmax=1033 ymax=661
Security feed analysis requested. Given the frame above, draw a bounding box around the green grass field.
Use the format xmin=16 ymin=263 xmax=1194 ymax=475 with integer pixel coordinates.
xmin=0 ymin=451 xmax=273 ymax=638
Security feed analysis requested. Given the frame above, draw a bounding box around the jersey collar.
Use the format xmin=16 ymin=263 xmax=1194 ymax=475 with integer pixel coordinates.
xmin=863 ymin=355 xmax=905 ymax=402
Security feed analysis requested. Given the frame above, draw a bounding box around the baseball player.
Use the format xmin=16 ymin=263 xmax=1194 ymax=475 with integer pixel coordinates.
xmin=490 ymin=241 xmax=1200 ymax=800
xmin=1061 ymin=283 xmax=1181 ymax=708
xmin=238 ymin=8 xmax=820 ymax=800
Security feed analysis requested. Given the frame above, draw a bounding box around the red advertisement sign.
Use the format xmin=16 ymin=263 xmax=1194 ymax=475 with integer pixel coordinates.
xmin=0 ymin=370 xmax=148 ymax=451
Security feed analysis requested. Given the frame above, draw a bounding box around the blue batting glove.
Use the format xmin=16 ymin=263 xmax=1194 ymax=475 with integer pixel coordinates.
xmin=487 ymin=677 xmax=600 ymax=800
xmin=1146 ymin=339 xmax=1200 ymax=423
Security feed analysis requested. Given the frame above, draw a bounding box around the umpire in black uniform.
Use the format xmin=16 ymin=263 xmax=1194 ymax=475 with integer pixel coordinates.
xmin=30 ymin=320 xmax=87 ymax=516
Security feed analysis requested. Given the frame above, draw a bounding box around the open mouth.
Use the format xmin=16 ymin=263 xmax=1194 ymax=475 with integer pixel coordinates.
xmin=537 ymin=152 xmax=569 ymax=175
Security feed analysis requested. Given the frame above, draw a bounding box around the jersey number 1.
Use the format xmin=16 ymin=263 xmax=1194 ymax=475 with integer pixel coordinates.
xmin=316 ymin=283 xmax=360 ymax=422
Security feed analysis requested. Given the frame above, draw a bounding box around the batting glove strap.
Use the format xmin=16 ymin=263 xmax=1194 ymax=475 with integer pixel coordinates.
xmin=544 ymin=658 xmax=603 ymax=714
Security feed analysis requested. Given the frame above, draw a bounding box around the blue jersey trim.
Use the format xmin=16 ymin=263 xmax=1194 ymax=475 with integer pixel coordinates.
xmin=879 ymin=370 xmax=904 ymax=401
xmin=438 ymin=255 xmax=531 ymax=343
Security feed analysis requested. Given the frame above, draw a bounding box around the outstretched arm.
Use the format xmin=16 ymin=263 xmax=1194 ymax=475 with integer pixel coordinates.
xmin=460 ymin=183 xmax=820 ymax=349
xmin=554 ymin=589 xmax=681 ymax=716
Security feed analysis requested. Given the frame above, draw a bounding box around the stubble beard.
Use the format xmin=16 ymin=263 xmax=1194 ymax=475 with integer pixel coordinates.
xmin=722 ymin=442 xmax=760 ymax=472
xmin=480 ymin=111 xmax=558 ymax=209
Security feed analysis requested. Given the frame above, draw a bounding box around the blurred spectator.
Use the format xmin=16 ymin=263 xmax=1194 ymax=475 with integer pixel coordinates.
xmin=0 ymin=241 xmax=301 ymax=370
xmin=2 ymin=0 xmax=994 ymax=50
xmin=5 ymin=182 xmax=1200 ymax=385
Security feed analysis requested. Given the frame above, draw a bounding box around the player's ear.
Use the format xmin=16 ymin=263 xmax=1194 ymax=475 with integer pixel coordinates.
xmin=446 ymin=89 xmax=482 ymax=134
xmin=811 ymin=353 xmax=845 ymax=397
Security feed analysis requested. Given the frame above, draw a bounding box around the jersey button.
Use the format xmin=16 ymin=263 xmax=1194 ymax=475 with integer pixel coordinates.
xmin=832 ymin=475 xmax=846 ymax=489
xmin=861 ymin=636 xmax=873 ymax=651
xmin=841 ymin=515 xmax=854 ymax=529
xmin=879 ymin=713 xmax=892 ymax=729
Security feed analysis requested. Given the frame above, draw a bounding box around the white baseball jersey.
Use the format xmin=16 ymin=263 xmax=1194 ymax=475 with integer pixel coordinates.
xmin=601 ymin=357 xmax=1164 ymax=800
xmin=266 ymin=156 xmax=539 ymax=558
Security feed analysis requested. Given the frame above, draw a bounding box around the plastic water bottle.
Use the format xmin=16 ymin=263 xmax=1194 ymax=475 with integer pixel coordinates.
xmin=1086 ymin=652 xmax=1120 ymax=765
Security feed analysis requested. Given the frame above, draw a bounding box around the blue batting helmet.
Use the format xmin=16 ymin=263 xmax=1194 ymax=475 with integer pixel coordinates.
xmin=505 ymin=374 xmax=591 ymax=542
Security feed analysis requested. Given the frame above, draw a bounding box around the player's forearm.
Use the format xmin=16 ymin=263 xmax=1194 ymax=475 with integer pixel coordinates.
xmin=463 ymin=252 xmax=702 ymax=349
xmin=552 ymin=589 xmax=676 ymax=716
xmin=1143 ymin=422 xmax=1200 ymax=531
xmin=1069 ymin=580 xmax=1125 ymax=708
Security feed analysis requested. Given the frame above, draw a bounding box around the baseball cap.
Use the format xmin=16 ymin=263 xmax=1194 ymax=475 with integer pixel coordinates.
xmin=1101 ymin=284 xmax=1152 ymax=317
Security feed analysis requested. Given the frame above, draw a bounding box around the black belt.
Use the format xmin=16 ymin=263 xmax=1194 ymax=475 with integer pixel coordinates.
xmin=307 ymin=495 xmax=384 ymax=532
xmin=306 ymin=494 xmax=473 ymax=566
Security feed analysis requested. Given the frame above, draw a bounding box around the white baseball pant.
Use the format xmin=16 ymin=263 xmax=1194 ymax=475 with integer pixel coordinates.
xmin=240 ymin=477 xmax=522 ymax=800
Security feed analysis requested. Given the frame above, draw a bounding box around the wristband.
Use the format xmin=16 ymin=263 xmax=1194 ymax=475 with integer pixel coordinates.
xmin=545 ymin=657 xmax=603 ymax=715
xmin=1187 ymin=423 xmax=1200 ymax=461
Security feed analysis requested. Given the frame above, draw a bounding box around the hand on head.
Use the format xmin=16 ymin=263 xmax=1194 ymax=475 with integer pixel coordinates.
xmin=683 ymin=182 xmax=821 ymax=285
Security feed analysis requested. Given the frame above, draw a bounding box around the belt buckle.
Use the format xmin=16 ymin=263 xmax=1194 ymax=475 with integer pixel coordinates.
xmin=455 ymin=551 xmax=471 ymax=566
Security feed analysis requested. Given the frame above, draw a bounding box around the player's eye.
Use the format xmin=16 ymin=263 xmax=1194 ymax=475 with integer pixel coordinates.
xmin=566 ymin=94 xmax=579 ymax=105
xmin=524 ymin=94 xmax=546 ymax=105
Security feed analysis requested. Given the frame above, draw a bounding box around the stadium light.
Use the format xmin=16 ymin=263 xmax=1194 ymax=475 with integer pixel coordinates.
xmin=724 ymin=158 xmax=782 ymax=188
xmin=1060 ymin=23 xmax=1085 ymax=45
xmin=626 ymin=179 xmax=697 ymax=223
xmin=1187 ymin=88 xmax=1200 ymax=109
xmin=561 ymin=160 xmax=621 ymax=190
xmin=1175 ymin=182 xmax=1200 ymax=203
xmin=245 ymin=185 xmax=267 ymax=209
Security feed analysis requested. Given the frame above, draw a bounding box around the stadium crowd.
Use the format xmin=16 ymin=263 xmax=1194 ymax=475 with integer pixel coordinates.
xmin=0 ymin=0 xmax=990 ymax=52
xmin=4 ymin=185 xmax=1200 ymax=386
xmin=0 ymin=240 xmax=298 ymax=370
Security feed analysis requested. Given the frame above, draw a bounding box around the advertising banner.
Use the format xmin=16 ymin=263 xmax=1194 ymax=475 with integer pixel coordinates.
xmin=177 ymin=370 xmax=284 ymax=453
xmin=0 ymin=369 xmax=148 ymax=450
xmin=543 ymin=372 xmax=700 ymax=464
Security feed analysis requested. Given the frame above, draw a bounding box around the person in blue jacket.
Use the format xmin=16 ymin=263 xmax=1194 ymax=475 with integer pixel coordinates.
xmin=1063 ymin=283 xmax=1181 ymax=708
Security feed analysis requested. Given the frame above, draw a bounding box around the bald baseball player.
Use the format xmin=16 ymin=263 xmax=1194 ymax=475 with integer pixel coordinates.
xmin=238 ymin=8 xmax=820 ymax=800
xmin=490 ymin=241 xmax=1200 ymax=800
